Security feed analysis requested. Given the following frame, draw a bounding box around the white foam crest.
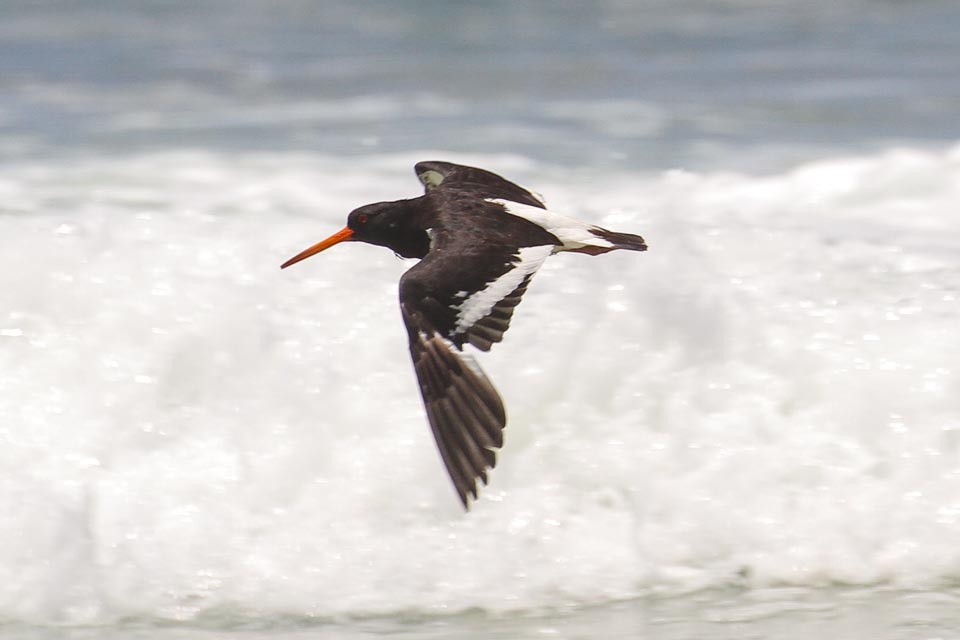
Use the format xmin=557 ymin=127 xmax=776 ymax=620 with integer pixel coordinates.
xmin=0 ymin=146 xmax=958 ymax=624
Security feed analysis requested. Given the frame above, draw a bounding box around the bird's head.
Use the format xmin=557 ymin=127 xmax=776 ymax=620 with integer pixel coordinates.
xmin=281 ymin=200 xmax=428 ymax=269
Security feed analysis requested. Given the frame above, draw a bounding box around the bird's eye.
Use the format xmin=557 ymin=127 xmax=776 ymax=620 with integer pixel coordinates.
xmin=357 ymin=214 xmax=369 ymax=225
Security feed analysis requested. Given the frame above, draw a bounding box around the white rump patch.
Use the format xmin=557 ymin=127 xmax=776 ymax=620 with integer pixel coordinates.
xmin=486 ymin=198 xmax=615 ymax=252
xmin=453 ymin=245 xmax=554 ymax=335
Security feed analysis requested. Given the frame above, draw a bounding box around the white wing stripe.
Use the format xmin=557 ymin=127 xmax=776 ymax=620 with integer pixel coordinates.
xmin=486 ymin=198 xmax=614 ymax=251
xmin=453 ymin=245 xmax=553 ymax=335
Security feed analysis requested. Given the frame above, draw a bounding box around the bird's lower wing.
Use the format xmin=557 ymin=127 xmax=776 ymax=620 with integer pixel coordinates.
xmin=401 ymin=244 xmax=554 ymax=352
xmin=399 ymin=244 xmax=554 ymax=508
xmin=402 ymin=305 xmax=506 ymax=509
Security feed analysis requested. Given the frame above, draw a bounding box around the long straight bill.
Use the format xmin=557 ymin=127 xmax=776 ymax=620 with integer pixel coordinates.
xmin=281 ymin=227 xmax=354 ymax=269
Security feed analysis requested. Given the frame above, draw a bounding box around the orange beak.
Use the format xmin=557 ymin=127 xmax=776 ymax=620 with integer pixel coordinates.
xmin=281 ymin=227 xmax=354 ymax=269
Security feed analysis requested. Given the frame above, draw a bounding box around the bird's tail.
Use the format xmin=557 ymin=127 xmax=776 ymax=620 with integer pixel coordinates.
xmin=592 ymin=227 xmax=648 ymax=252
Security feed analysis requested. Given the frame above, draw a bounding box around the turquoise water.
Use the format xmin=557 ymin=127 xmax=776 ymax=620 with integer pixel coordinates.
xmin=3 ymin=0 xmax=958 ymax=169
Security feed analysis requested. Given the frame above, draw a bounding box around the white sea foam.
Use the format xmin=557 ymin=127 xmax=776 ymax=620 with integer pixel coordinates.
xmin=0 ymin=146 xmax=958 ymax=624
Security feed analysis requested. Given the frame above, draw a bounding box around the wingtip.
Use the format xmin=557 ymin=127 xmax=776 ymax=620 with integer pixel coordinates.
xmin=409 ymin=328 xmax=507 ymax=512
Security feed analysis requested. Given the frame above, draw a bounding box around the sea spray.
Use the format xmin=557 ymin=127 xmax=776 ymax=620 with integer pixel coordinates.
xmin=0 ymin=147 xmax=958 ymax=623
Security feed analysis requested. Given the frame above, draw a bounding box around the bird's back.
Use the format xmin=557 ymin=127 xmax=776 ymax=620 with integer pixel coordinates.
xmin=422 ymin=189 xmax=560 ymax=257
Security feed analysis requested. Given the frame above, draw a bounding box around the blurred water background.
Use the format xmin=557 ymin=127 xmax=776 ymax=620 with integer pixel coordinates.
xmin=2 ymin=1 xmax=959 ymax=638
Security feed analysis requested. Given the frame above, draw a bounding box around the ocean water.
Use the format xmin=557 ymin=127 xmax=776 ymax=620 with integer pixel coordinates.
xmin=2 ymin=2 xmax=960 ymax=639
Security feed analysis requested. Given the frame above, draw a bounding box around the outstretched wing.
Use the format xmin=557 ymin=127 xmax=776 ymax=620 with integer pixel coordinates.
xmin=415 ymin=160 xmax=547 ymax=209
xmin=402 ymin=244 xmax=554 ymax=352
xmin=401 ymin=304 xmax=504 ymax=510
xmin=399 ymin=244 xmax=554 ymax=508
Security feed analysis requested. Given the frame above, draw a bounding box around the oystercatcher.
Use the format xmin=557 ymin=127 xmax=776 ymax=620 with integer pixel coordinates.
xmin=282 ymin=161 xmax=647 ymax=509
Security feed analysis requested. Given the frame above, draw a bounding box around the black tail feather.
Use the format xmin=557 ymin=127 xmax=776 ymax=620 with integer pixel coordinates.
xmin=594 ymin=227 xmax=648 ymax=252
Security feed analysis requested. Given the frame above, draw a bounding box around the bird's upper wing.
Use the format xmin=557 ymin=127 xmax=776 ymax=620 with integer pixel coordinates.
xmin=399 ymin=241 xmax=554 ymax=508
xmin=414 ymin=160 xmax=547 ymax=209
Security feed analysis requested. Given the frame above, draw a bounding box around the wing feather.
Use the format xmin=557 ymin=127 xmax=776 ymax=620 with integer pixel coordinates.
xmin=403 ymin=306 xmax=507 ymax=508
xmin=399 ymin=248 xmax=549 ymax=507
xmin=397 ymin=195 xmax=556 ymax=507
xmin=414 ymin=160 xmax=547 ymax=208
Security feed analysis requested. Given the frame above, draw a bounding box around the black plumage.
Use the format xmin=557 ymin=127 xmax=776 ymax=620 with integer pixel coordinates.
xmin=281 ymin=161 xmax=647 ymax=509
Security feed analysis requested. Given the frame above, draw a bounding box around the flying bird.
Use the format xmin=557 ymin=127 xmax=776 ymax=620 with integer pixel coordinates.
xmin=281 ymin=161 xmax=647 ymax=509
